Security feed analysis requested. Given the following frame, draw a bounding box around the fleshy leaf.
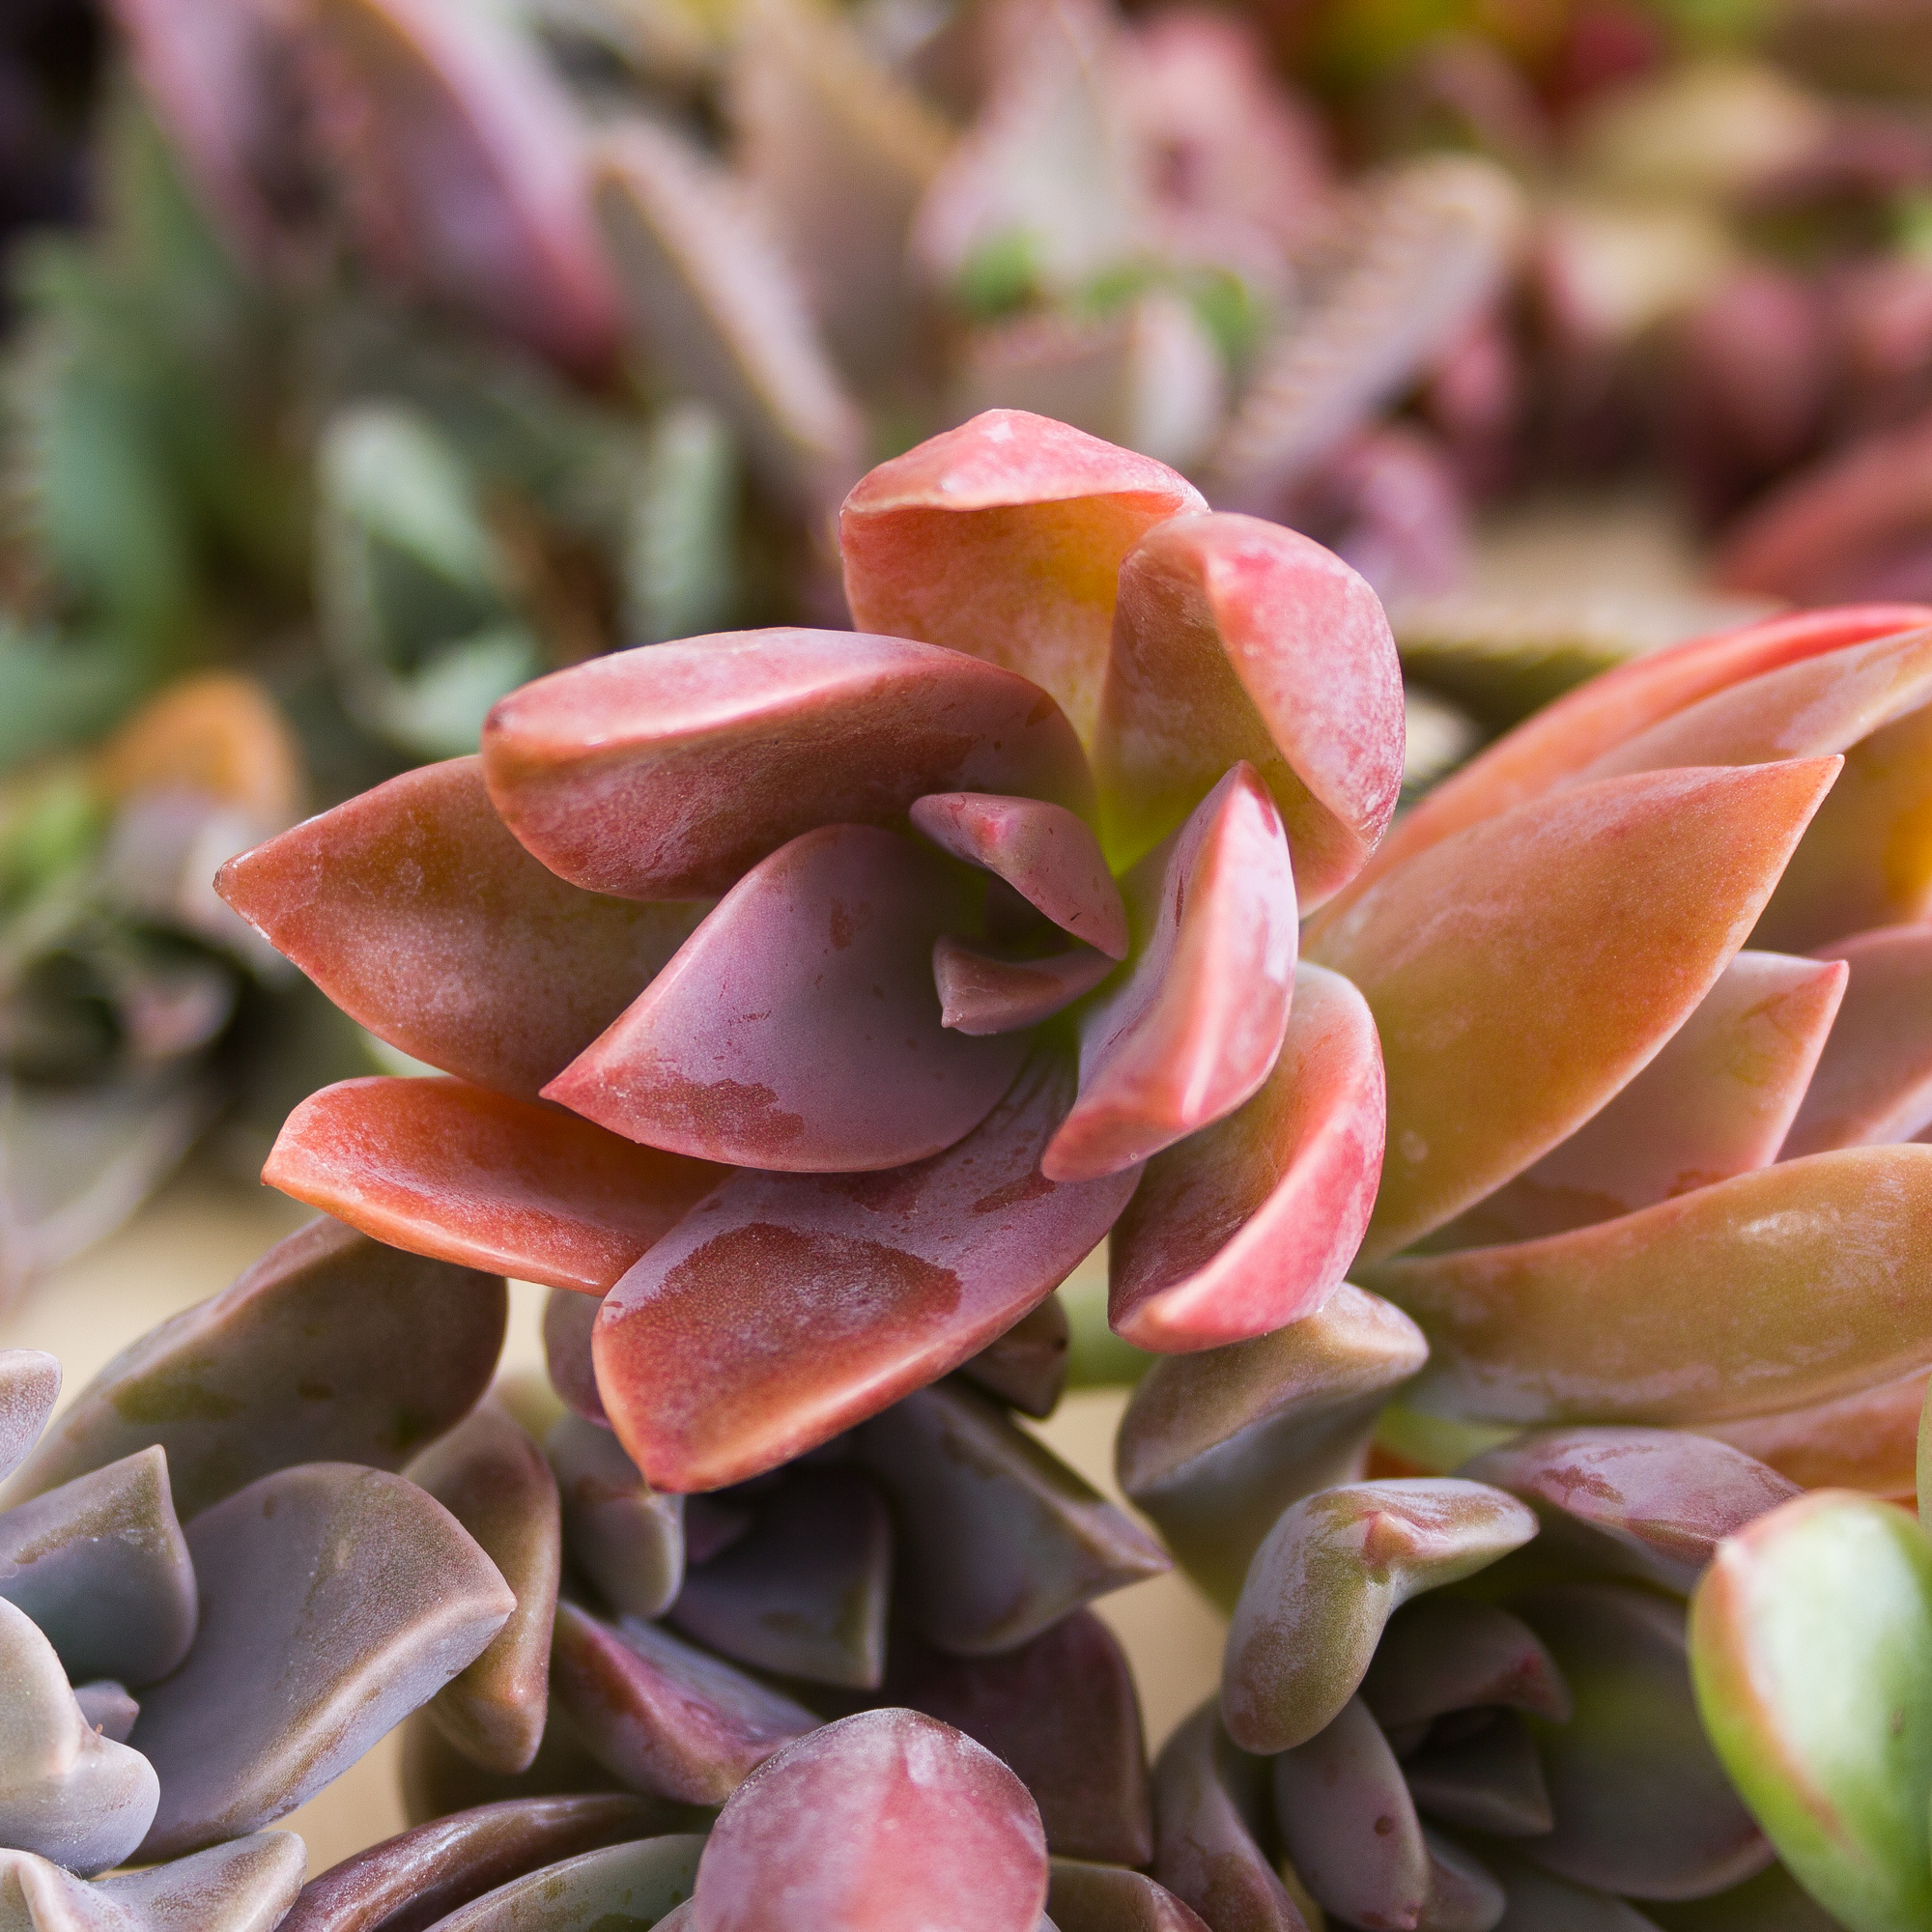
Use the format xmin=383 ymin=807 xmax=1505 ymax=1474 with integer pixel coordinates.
xmin=1361 ymin=1149 xmax=1932 ymax=1428
xmin=131 ymin=1463 xmax=515 ymax=1858
xmin=1690 ymin=1491 xmax=1932 ymax=1932
xmin=1117 ymin=1284 xmax=1430 ymax=1607
xmin=839 ymin=410 xmax=1207 ymax=745
xmin=71 ymin=1684 xmax=137 ymax=1746
xmin=396 ymin=1709 xmax=642 ymax=1824
xmin=0 ymin=1446 xmax=196 ymax=1686
xmin=1044 ymin=764 xmax=1297 ymax=1183
xmin=1361 ymin=1598 xmax=1573 ymax=1729
xmin=1434 ymin=951 xmax=1845 ymax=1247
xmin=1094 ymin=513 xmax=1404 ymax=906
xmin=1701 ymin=1372 xmax=1926 ymax=1497
xmin=407 ymin=1403 xmax=562 ymax=1776
xmin=215 ymin=758 xmax=704 ymax=1103
xmin=547 ymin=1603 xmax=817 ymax=1804
xmin=480 ymin=629 xmax=1092 ymax=900
xmin=931 ymin=937 xmax=1117 ymax=1036
xmin=1424 ymin=1831 xmax=1508 ymax=1932
xmin=429 ymin=1835 xmax=706 ymax=1932
xmin=0 ymin=1598 xmax=158 ymax=1875
xmin=0 ymin=1832 xmax=307 ymax=1932
xmin=892 ymin=1611 xmax=1151 ymax=1866
xmin=547 ymin=825 xmax=1026 ymax=1171
xmin=8 ymin=1217 xmax=506 ymax=1519
xmin=1405 ymin=1710 xmax=1555 ymax=1836
xmin=1311 ymin=760 xmax=1842 ymax=1258
xmin=547 ymin=1414 xmax=684 ymax=1621
xmin=1784 ymin=924 xmax=1932 ymax=1154
xmin=1480 ymin=1845 xmax=1665 ymax=1931
xmin=0 ymin=1354 xmax=58 ymax=1486
xmin=1221 ymin=1478 xmax=1537 ymax=1753
xmin=279 ymin=1796 xmax=662 ymax=1932
xmin=858 ymin=1380 xmax=1167 ymax=1655
xmin=911 ymin=794 xmax=1128 ymax=959
xmin=690 ymin=1708 xmax=1049 ymax=1932
xmin=1518 ymin=1582 xmax=1769 ymax=1899
xmin=1642 ymin=1861 xmax=1856 ymax=1930
xmin=1047 ymin=1861 xmax=1210 ymax=1932
xmin=266 ymin=1077 xmax=727 ymax=1294
xmin=592 ymin=1048 xmax=1140 ymax=1491
xmin=1106 ymin=960 xmax=1383 ymax=1350
xmin=959 ymin=1295 xmax=1069 ymax=1420
xmin=543 ymin=1292 xmax=607 ymax=1428
xmin=1462 ymin=1429 xmax=1801 ymax=1594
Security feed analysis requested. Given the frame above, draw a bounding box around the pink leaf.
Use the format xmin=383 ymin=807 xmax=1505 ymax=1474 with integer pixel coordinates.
xmin=1106 ymin=960 xmax=1382 ymax=1351
xmin=1791 ymin=925 xmax=1932 ymax=1154
xmin=839 ymin=410 xmax=1207 ymax=744
xmin=1698 ymin=1371 xmax=1927 ymax=1497
xmin=264 ymin=1076 xmax=726 ymax=1294
xmin=543 ymin=1289 xmax=607 ymax=1427
xmin=1044 ymin=764 xmax=1297 ymax=1183
xmin=546 ymin=826 xmax=1027 ymax=1171
xmin=480 ymin=630 xmax=1093 ymax=899
xmin=932 ymin=937 xmax=1117 ymax=1037
xmin=1094 ymin=513 xmax=1404 ymax=908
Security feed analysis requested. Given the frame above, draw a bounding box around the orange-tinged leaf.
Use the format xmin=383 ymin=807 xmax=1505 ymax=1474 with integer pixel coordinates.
xmin=97 ymin=674 xmax=301 ymax=825
xmin=1784 ymin=924 xmax=1932 ymax=1155
xmin=1093 ymin=512 xmax=1403 ymax=905
xmin=1699 ymin=1371 xmax=1927 ymax=1498
xmin=1360 ymin=1147 xmax=1932 ymax=1428
xmin=1310 ymin=760 xmax=1840 ymax=1258
xmin=839 ymin=410 xmax=1206 ymax=744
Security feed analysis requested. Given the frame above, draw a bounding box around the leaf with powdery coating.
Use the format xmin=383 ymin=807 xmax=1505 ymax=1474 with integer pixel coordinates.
xmin=592 ymin=1048 xmax=1140 ymax=1491
xmin=691 ymin=1709 xmax=1048 ymax=1932
xmin=0 ymin=1831 xmax=308 ymax=1932
xmin=1701 ymin=1373 xmax=1926 ymax=1498
xmin=1361 ymin=1597 xmax=1573 ymax=1731
xmin=1117 ymin=1284 xmax=1429 ymax=1607
xmin=7 ymin=1217 xmax=506 ymax=1519
xmin=547 ymin=826 xmax=1026 ymax=1171
xmin=432 ymin=1836 xmax=706 ymax=1931
xmin=1094 ymin=513 xmax=1403 ymax=907
xmin=480 ymin=629 xmax=1093 ymax=901
xmin=912 ymin=794 xmax=1127 ymax=959
xmin=266 ymin=1078 xmax=726 ymax=1295
xmin=0 ymin=1446 xmax=196 ymax=1686
xmin=1310 ymin=759 xmax=1841 ymax=1259
xmin=547 ymin=1413 xmax=683 ymax=1621
xmin=132 ymin=1463 xmax=515 ymax=1859
xmin=839 ymin=410 xmax=1206 ymax=745
xmin=932 ymin=937 xmax=1116 ymax=1036
xmin=892 ymin=1611 xmax=1152 ymax=1866
xmin=1044 ymin=765 xmax=1296 ymax=1184
xmin=216 ymin=759 xmax=705 ymax=1104
xmin=1360 ymin=1148 xmax=1932 ymax=1429
xmin=1784 ymin=925 xmax=1932 ymax=1155
xmin=858 ymin=1381 xmax=1168 ymax=1656
xmin=1221 ymin=1478 xmax=1537 ymax=1754
xmin=1434 ymin=951 xmax=1845 ymax=1249
xmin=1107 ymin=960 xmax=1382 ymax=1351
xmin=543 ymin=1293 xmax=606 ymax=1428
xmin=279 ymin=1796 xmax=661 ymax=1932
xmin=1047 ymin=1861 xmax=1210 ymax=1932
xmin=1463 ymin=1430 xmax=1800 ymax=1595
xmin=1520 ymin=1583 xmax=1770 ymax=1901
xmin=407 ymin=1404 xmax=561 ymax=1776
xmin=548 ymin=1604 xmax=816 ymax=1805
xmin=1691 ymin=1492 xmax=1932 ymax=1932
xmin=0 ymin=1598 xmax=158 ymax=1875
xmin=1150 ymin=1702 xmax=1308 ymax=1932
xmin=0 ymin=1353 xmax=58 ymax=1486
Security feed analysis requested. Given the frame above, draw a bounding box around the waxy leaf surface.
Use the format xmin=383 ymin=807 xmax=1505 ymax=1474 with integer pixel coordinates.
xmin=1405 ymin=1709 xmax=1554 ymax=1836
xmin=0 ymin=1355 xmax=57 ymax=1486
xmin=1361 ymin=1598 xmax=1572 ymax=1730
xmin=543 ymin=1292 xmax=607 ymax=1428
xmin=1784 ymin=924 xmax=1932 ymax=1154
xmin=547 ymin=1413 xmax=684 ymax=1621
xmin=932 ymin=938 xmax=1117 ymax=1036
xmin=1047 ymin=1861 xmax=1210 ymax=1932
xmin=481 ymin=629 xmax=1091 ymax=900
xmin=961 ymin=1295 xmax=1069 ymax=1419
xmin=1481 ymin=1846 xmax=1664 ymax=1931
xmin=592 ymin=1049 xmax=1139 ymax=1490
xmin=266 ymin=1078 xmax=726 ymax=1295
xmin=0 ymin=1831 xmax=307 ymax=1932
xmin=1703 ymin=1372 xmax=1926 ymax=1497
xmin=434 ymin=1835 xmax=705 ymax=1932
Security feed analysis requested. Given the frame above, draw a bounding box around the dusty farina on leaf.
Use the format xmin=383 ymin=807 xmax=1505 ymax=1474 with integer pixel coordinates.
xmin=9 ymin=409 xmax=1932 ymax=1932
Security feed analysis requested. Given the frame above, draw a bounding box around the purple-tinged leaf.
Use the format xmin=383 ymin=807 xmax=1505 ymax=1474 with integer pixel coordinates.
xmin=547 ymin=1414 xmax=683 ymax=1621
xmin=1425 ymin=1832 xmax=1508 ymax=1932
xmin=544 ymin=1292 xmax=607 ymax=1429
xmin=690 ymin=1708 xmax=1048 ymax=1932
xmin=71 ymin=1683 xmax=138 ymax=1746
xmin=1481 ymin=1846 xmax=1665 ymax=1930
xmin=132 ymin=1463 xmax=515 ymax=1858
xmin=668 ymin=1468 xmax=890 ymax=1689
xmin=911 ymin=794 xmax=1128 ymax=959
xmin=592 ymin=1049 xmax=1139 ymax=1491
xmin=7 ymin=1217 xmax=506 ymax=1520
xmin=0 ymin=1831 xmax=308 ymax=1931
xmin=1360 ymin=1598 xmax=1572 ymax=1730
xmin=481 ymin=631 xmax=1092 ymax=902
xmin=1642 ymin=1862 xmax=1851 ymax=1930
xmin=0 ymin=1446 xmax=196 ymax=1686
xmin=0 ymin=1352 xmax=59 ymax=1486
xmin=0 ymin=1598 xmax=157 ymax=1874
xmin=932 ymin=937 xmax=1117 ymax=1037
xmin=1117 ymin=1284 xmax=1429 ymax=1606
xmin=857 ymin=1381 xmax=1167 ymax=1655
xmin=891 ymin=1611 xmax=1151 ymax=1866
xmin=1107 ymin=960 xmax=1383 ymax=1350
xmin=397 ymin=1710 xmax=642 ymax=1825
xmin=407 ymin=1404 xmax=562 ymax=1776
xmin=1222 ymin=1479 xmax=1538 ymax=1753
xmin=1047 ymin=1860 xmax=1210 ymax=1932
xmin=266 ymin=1079 xmax=726 ymax=1295
xmin=959 ymin=1295 xmax=1069 ymax=1419
xmin=1044 ymin=765 xmax=1296 ymax=1183
xmin=215 ymin=758 xmax=704 ymax=1105
xmin=547 ymin=1603 xmax=816 ymax=1804
xmin=432 ymin=1835 xmax=706 ymax=1931
xmin=548 ymin=825 xmax=1026 ymax=1170
xmin=1784 ymin=923 xmax=1932 ymax=1154
xmin=280 ymin=1795 xmax=664 ymax=1932
xmin=1406 ymin=1710 xmax=1554 ymax=1836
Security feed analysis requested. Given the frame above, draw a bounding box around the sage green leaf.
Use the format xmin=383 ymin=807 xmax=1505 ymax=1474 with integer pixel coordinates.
xmin=0 ymin=1831 xmax=306 ymax=1931
xmin=546 ymin=1413 xmax=683 ymax=1621
xmin=432 ymin=1835 xmax=704 ymax=1930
